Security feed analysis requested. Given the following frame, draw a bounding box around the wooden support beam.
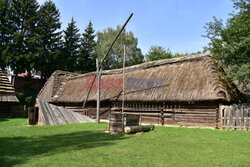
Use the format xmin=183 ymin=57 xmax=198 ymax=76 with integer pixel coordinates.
xmin=96 ymin=58 xmax=100 ymax=123
xmin=82 ymin=13 xmax=133 ymax=109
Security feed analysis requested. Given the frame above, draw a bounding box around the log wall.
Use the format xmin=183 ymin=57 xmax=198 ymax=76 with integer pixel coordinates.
xmin=49 ymin=101 xmax=219 ymax=128
xmin=55 ymin=103 xmax=109 ymax=120
xmin=111 ymin=101 xmax=218 ymax=128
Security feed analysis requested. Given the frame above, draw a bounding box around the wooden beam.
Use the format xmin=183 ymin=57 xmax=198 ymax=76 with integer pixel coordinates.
xmin=82 ymin=13 xmax=133 ymax=109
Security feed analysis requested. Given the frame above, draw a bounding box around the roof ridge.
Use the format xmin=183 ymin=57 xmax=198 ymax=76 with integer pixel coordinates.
xmin=67 ymin=54 xmax=211 ymax=80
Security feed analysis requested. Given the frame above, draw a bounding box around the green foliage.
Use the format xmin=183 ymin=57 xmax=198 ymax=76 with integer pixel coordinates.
xmin=145 ymin=45 xmax=172 ymax=61
xmin=79 ymin=21 xmax=97 ymax=73
xmin=62 ymin=17 xmax=81 ymax=71
xmin=96 ymin=26 xmax=144 ymax=70
xmin=172 ymin=51 xmax=203 ymax=58
xmin=203 ymin=0 xmax=250 ymax=90
xmin=1 ymin=0 xmax=64 ymax=78
xmin=0 ymin=0 xmax=11 ymax=69
xmin=6 ymin=0 xmax=40 ymax=75
xmin=36 ymin=0 xmax=63 ymax=78
xmin=0 ymin=119 xmax=250 ymax=167
xmin=15 ymin=81 xmax=42 ymax=107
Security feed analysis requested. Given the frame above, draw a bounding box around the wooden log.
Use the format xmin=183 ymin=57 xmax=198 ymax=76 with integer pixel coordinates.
xmin=124 ymin=125 xmax=154 ymax=134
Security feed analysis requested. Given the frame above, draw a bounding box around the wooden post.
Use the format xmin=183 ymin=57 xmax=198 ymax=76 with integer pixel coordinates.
xmin=236 ymin=105 xmax=239 ymax=130
xmin=82 ymin=13 xmax=133 ymax=110
xmin=246 ymin=105 xmax=249 ymax=130
xmin=122 ymin=44 xmax=126 ymax=131
xmin=231 ymin=105 xmax=234 ymax=130
xmin=161 ymin=108 xmax=164 ymax=126
xmin=96 ymin=58 xmax=100 ymax=123
xmin=224 ymin=108 xmax=227 ymax=129
xmin=219 ymin=104 xmax=223 ymax=129
xmin=108 ymin=105 xmax=111 ymax=131
xmin=216 ymin=106 xmax=219 ymax=129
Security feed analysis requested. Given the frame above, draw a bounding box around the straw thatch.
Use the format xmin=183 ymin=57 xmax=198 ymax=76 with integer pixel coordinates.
xmin=37 ymin=70 xmax=79 ymax=102
xmin=37 ymin=54 xmax=241 ymax=104
xmin=0 ymin=68 xmax=19 ymax=102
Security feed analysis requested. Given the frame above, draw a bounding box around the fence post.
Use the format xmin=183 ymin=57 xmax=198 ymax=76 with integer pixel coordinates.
xmin=247 ymin=104 xmax=249 ymax=131
xmin=236 ymin=105 xmax=239 ymax=130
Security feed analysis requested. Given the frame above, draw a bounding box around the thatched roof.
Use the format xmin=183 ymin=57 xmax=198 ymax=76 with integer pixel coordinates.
xmin=37 ymin=70 xmax=79 ymax=102
xmin=0 ymin=68 xmax=19 ymax=102
xmin=37 ymin=54 xmax=241 ymax=104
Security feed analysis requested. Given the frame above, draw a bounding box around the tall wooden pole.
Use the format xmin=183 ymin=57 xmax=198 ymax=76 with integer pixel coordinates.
xmin=96 ymin=58 xmax=100 ymax=123
xmin=82 ymin=13 xmax=133 ymax=110
xmin=122 ymin=45 xmax=126 ymax=131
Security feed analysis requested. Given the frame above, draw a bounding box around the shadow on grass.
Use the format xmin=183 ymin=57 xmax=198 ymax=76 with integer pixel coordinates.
xmin=0 ymin=118 xmax=9 ymax=122
xmin=0 ymin=130 xmax=127 ymax=166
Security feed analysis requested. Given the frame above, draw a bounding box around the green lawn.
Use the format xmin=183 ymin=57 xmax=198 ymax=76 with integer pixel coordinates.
xmin=0 ymin=119 xmax=249 ymax=167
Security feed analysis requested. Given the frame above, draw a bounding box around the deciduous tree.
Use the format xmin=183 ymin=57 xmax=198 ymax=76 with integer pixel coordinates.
xmin=96 ymin=26 xmax=144 ymax=70
xmin=145 ymin=46 xmax=172 ymax=62
xmin=203 ymin=0 xmax=250 ymax=90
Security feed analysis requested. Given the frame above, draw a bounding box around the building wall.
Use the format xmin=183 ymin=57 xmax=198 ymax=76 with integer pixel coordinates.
xmin=11 ymin=76 xmax=44 ymax=93
xmin=139 ymin=107 xmax=218 ymax=128
xmin=0 ymin=103 xmax=12 ymax=118
xmin=51 ymin=101 xmax=219 ymax=128
xmin=111 ymin=102 xmax=218 ymax=128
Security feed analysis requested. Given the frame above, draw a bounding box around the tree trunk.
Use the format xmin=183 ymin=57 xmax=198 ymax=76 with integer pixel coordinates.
xmin=124 ymin=125 xmax=154 ymax=133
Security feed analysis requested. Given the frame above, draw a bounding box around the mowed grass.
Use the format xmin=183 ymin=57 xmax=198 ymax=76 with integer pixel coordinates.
xmin=0 ymin=119 xmax=249 ymax=167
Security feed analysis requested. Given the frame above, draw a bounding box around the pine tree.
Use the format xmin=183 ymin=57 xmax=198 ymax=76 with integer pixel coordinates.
xmin=7 ymin=0 xmax=40 ymax=74
xmin=62 ymin=17 xmax=81 ymax=71
xmin=79 ymin=21 xmax=97 ymax=73
xmin=36 ymin=0 xmax=62 ymax=79
xmin=0 ymin=0 xmax=11 ymax=69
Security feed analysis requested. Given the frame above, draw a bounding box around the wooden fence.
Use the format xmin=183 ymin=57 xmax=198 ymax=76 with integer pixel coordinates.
xmin=220 ymin=103 xmax=249 ymax=130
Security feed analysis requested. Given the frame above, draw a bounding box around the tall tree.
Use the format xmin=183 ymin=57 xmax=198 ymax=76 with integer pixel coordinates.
xmin=62 ymin=17 xmax=81 ymax=71
xmin=0 ymin=0 xmax=12 ymax=69
xmin=96 ymin=26 xmax=144 ymax=70
xmin=79 ymin=21 xmax=97 ymax=73
xmin=36 ymin=0 xmax=62 ymax=79
xmin=145 ymin=46 xmax=172 ymax=62
xmin=6 ymin=0 xmax=40 ymax=74
xmin=203 ymin=0 xmax=250 ymax=90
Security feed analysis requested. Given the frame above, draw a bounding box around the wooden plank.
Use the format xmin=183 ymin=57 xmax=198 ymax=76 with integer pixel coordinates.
xmin=110 ymin=107 xmax=217 ymax=112
xmin=37 ymin=100 xmax=94 ymax=125
xmin=229 ymin=107 xmax=232 ymax=130
xmin=236 ymin=105 xmax=239 ymax=130
xmin=40 ymin=101 xmax=50 ymax=125
xmin=240 ymin=105 xmax=243 ymax=130
xmin=223 ymin=109 xmax=226 ymax=129
xmin=246 ymin=105 xmax=249 ymax=130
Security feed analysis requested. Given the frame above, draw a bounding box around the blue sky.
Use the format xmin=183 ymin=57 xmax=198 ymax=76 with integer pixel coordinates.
xmin=37 ymin=0 xmax=234 ymax=55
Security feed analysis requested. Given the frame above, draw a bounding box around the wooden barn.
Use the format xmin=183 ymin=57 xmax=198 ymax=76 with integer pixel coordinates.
xmin=36 ymin=54 xmax=242 ymax=129
xmin=0 ymin=68 xmax=19 ymax=118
